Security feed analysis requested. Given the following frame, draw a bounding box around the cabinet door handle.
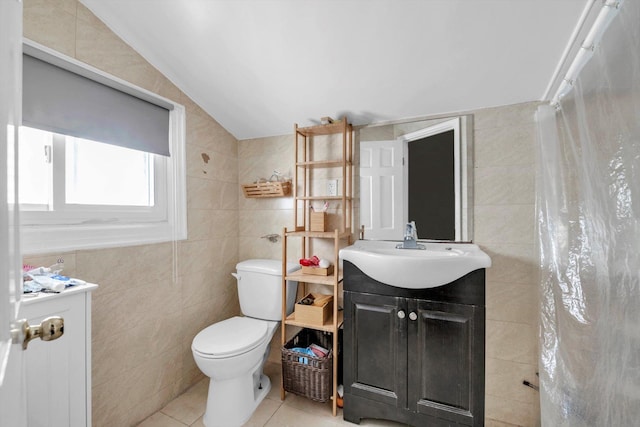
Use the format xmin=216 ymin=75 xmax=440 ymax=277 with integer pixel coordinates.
xmin=397 ymin=310 xmax=406 ymax=319
xmin=409 ymin=312 xmax=418 ymax=321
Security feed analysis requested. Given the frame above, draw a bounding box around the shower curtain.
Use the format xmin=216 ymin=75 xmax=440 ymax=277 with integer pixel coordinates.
xmin=536 ymin=0 xmax=640 ymax=425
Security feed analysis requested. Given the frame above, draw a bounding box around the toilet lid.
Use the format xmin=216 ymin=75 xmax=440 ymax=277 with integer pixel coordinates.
xmin=192 ymin=316 xmax=269 ymax=358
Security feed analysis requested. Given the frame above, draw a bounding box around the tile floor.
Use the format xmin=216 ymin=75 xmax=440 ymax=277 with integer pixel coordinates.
xmin=137 ymin=362 xmax=407 ymax=427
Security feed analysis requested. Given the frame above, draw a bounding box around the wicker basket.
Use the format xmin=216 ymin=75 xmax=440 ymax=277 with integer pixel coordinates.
xmin=282 ymin=329 xmax=333 ymax=402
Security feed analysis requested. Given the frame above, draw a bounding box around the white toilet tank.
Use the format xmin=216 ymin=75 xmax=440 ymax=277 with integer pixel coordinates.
xmin=234 ymin=259 xmax=300 ymax=321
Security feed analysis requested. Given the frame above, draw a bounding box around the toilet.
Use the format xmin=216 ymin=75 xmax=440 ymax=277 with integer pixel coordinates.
xmin=191 ymin=259 xmax=300 ymax=427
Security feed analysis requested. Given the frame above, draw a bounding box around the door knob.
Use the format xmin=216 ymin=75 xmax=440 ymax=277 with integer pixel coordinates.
xmin=397 ymin=310 xmax=406 ymax=319
xmin=409 ymin=312 xmax=418 ymax=321
xmin=11 ymin=316 xmax=64 ymax=350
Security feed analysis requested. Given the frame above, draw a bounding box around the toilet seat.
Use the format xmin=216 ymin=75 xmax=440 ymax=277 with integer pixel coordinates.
xmin=192 ymin=316 xmax=268 ymax=359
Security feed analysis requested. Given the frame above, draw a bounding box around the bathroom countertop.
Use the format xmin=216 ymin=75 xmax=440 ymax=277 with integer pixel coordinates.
xmin=21 ymin=282 xmax=99 ymax=305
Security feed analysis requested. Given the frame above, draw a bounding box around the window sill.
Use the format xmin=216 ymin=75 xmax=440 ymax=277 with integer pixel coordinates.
xmin=21 ymin=221 xmax=187 ymax=255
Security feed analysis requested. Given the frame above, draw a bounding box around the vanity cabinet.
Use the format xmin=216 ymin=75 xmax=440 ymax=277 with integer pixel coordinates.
xmin=343 ymin=261 xmax=485 ymax=427
xmin=21 ymin=283 xmax=98 ymax=427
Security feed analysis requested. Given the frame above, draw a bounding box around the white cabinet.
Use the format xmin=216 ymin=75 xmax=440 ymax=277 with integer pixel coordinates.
xmin=20 ymin=283 xmax=98 ymax=427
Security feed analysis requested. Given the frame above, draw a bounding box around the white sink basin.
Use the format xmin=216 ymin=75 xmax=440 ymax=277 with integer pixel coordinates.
xmin=339 ymin=240 xmax=491 ymax=289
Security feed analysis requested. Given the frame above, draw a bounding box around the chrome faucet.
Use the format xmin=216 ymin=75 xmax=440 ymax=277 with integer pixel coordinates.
xmin=396 ymin=221 xmax=425 ymax=249
xmin=405 ymin=221 xmax=417 ymax=244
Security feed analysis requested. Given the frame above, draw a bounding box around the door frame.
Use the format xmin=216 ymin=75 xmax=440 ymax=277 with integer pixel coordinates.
xmin=0 ymin=0 xmax=27 ymax=425
xmin=399 ymin=117 xmax=462 ymax=241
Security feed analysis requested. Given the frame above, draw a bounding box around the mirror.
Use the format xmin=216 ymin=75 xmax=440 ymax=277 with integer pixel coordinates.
xmin=358 ymin=115 xmax=473 ymax=242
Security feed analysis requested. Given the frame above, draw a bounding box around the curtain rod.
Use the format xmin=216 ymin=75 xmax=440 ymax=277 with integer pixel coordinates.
xmin=542 ymin=0 xmax=598 ymax=101
xmin=549 ymin=1 xmax=623 ymax=106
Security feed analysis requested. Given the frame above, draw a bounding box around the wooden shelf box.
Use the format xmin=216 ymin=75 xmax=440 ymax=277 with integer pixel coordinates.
xmin=301 ymin=264 xmax=334 ymax=276
xmin=294 ymin=293 xmax=333 ymax=326
xmin=310 ymin=211 xmax=327 ymax=232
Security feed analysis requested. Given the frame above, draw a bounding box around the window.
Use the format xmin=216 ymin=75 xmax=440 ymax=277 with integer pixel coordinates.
xmin=19 ymin=127 xmax=160 ymax=217
xmin=65 ymin=136 xmax=154 ymax=207
xmin=20 ymin=41 xmax=186 ymax=254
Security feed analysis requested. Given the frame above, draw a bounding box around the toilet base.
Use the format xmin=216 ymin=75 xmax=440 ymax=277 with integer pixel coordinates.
xmin=202 ymin=370 xmax=271 ymax=427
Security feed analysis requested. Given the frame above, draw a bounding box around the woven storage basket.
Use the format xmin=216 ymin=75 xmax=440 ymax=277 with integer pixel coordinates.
xmin=282 ymin=329 xmax=333 ymax=402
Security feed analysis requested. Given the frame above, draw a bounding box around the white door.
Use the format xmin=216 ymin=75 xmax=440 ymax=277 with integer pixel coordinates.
xmin=360 ymin=139 xmax=405 ymax=240
xmin=0 ymin=1 xmax=27 ymax=426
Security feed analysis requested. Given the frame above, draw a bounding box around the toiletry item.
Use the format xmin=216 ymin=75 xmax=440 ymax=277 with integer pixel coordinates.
xmin=309 ymin=343 xmax=329 ymax=358
xmin=22 ymin=264 xmax=86 ymax=294
xmin=27 ymin=266 xmax=51 ymax=275
xmin=289 ymin=347 xmax=316 ymax=365
xmin=290 ymin=347 xmax=316 ymax=357
xmin=299 ymin=256 xmax=320 ymax=267
xmin=318 ymin=259 xmax=330 ymax=269
xmin=299 ymin=295 xmax=315 ymax=305
xmin=23 ymin=280 xmax=43 ymax=293
xmin=27 ymin=274 xmax=67 ymax=292
xmin=291 ymin=345 xmax=329 ymax=361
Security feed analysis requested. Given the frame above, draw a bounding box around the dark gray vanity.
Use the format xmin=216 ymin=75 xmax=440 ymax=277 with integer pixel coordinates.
xmin=342 ymin=260 xmax=486 ymax=427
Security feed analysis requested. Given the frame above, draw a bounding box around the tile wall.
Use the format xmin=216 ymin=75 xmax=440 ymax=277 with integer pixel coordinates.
xmin=474 ymin=103 xmax=540 ymax=426
xmin=23 ymin=1 xmax=240 ymax=426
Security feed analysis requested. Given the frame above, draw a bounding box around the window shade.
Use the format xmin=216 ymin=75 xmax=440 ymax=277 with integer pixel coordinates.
xmin=22 ymin=53 xmax=171 ymax=156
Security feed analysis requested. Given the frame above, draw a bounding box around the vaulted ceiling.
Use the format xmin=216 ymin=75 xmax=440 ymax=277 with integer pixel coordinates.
xmin=80 ymin=0 xmax=588 ymax=140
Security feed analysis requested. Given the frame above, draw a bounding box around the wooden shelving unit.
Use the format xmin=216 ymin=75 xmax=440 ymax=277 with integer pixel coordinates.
xmin=292 ymin=119 xmax=353 ymax=233
xmin=281 ymin=118 xmax=353 ymax=416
